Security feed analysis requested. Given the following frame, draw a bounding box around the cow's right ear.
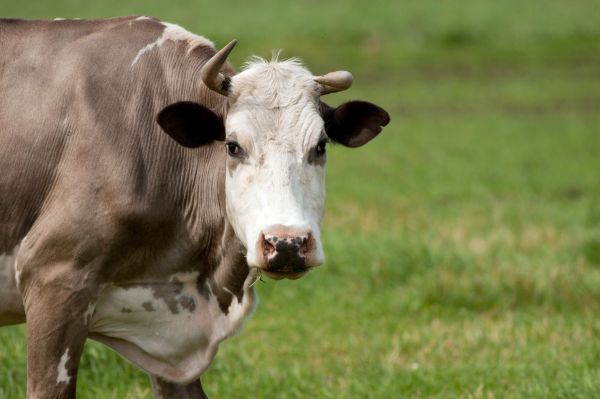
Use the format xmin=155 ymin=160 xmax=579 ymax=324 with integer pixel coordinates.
xmin=156 ymin=101 xmax=225 ymax=148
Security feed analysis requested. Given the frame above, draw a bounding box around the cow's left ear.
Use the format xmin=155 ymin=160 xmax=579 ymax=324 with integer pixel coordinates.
xmin=156 ymin=101 xmax=225 ymax=148
xmin=320 ymin=101 xmax=390 ymax=147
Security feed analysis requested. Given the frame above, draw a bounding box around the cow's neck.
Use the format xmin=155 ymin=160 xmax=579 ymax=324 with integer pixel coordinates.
xmin=143 ymin=50 xmax=250 ymax=296
xmin=176 ymin=139 xmax=252 ymax=309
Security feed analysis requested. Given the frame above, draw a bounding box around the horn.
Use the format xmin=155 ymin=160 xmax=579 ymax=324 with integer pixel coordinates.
xmin=315 ymin=70 xmax=353 ymax=95
xmin=201 ymin=39 xmax=238 ymax=96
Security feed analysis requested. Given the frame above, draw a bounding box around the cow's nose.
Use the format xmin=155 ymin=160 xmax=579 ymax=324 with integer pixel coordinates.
xmin=256 ymin=225 xmax=318 ymax=278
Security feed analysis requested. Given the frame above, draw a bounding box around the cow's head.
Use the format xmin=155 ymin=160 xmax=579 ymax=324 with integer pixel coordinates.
xmin=157 ymin=40 xmax=389 ymax=279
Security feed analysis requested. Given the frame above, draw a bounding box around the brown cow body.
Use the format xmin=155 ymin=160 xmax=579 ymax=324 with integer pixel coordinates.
xmin=0 ymin=16 xmax=249 ymax=398
xmin=0 ymin=16 xmax=390 ymax=398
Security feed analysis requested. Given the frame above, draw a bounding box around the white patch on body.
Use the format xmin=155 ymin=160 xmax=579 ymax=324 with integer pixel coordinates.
xmin=131 ymin=22 xmax=214 ymax=66
xmin=0 ymin=245 xmax=20 ymax=287
xmin=14 ymin=269 xmax=21 ymax=287
xmin=56 ymin=348 xmax=71 ymax=385
xmin=83 ymin=302 xmax=96 ymax=325
xmin=225 ymin=59 xmax=327 ymax=266
xmin=89 ymin=270 xmax=257 ymax=383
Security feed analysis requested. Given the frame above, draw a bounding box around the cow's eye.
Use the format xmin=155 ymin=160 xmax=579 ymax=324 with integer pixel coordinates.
xmin=315 ymin=140 xmax=327 ymax=156
xmin=226 ymin=141 xmax=244 ymax=157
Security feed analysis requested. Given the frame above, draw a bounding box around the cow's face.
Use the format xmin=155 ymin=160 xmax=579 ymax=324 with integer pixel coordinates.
xmin=222 ymin=60 xmax=329 ymax=279
xmin=157 ymin=41 xmax=389 ymax=279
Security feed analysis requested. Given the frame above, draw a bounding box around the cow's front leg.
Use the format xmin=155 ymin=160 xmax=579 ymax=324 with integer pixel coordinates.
xmin=150 ymin=376 xmax=209 ymax=399
xmin=20 ymin=261 xmax=98 ymax=399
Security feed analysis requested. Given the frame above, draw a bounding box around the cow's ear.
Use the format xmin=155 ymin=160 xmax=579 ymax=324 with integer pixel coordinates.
xmin=156 ymin=101 xmax=225 ymax=148
xmin=320 ymin=100 xmax=390 ymax=148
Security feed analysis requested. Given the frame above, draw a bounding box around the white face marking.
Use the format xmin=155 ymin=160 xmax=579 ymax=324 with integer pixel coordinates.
xmin=131 ymin=22 xmax=214 ymax=66
xmin=56 ymin=348 xmax=71 ymax=385
xmin=225 ymin=59 xmax=326 ymax=267
xmin=89 ymin=270 xmax=257 ymax=382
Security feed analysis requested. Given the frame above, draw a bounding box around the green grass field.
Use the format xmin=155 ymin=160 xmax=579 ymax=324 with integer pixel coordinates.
xmin=1 ymin=1 xmax=600 ymax=397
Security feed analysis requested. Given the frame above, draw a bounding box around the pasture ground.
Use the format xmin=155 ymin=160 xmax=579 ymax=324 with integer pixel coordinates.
xmin=1 ymin=1 xmax=600 ymax=397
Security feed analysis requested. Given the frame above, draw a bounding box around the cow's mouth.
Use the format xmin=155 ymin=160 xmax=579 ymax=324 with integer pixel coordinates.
xmin=262 ymin=267 xmax=311 ymax=280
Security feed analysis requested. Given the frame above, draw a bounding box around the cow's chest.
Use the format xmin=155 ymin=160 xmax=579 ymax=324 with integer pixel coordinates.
xmin=88 ymin=271 xmax=256 ymax=382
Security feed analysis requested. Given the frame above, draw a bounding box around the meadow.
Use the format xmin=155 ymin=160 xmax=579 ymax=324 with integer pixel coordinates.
xmin=1 ymin=0 xmax=600 ymax=397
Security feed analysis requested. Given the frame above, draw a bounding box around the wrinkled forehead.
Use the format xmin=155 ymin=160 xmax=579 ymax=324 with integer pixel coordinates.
xmin=225 ymin=59 xmax=325 ymax=144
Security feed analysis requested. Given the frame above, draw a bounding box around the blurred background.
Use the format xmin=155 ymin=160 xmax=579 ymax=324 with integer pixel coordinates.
xmin=1 ymin=1 xmax=599 ymax=397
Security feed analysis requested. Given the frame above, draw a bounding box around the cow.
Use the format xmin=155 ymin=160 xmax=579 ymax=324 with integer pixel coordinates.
xmin=0 ymin=16 xmax=390 ymax=398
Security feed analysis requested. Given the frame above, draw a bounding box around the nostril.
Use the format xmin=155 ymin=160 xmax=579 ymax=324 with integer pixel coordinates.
xmin=262 ymin=234 xmax=277 ymax=258
xmin=298 ymin=235 xmax=308 ymax=254
xmin=299 ymin=233 xmax=313 ymax=255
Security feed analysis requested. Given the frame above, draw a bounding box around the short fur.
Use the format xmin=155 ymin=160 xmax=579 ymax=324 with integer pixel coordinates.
xmin=0 ymin=16 xmax=242 ymax=398
xmin=0 ymin=16 xmax=389 ymax=399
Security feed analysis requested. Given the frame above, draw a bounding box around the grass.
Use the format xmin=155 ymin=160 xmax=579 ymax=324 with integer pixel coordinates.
xmin=1 ymin=0 xmax=600 ymax=397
